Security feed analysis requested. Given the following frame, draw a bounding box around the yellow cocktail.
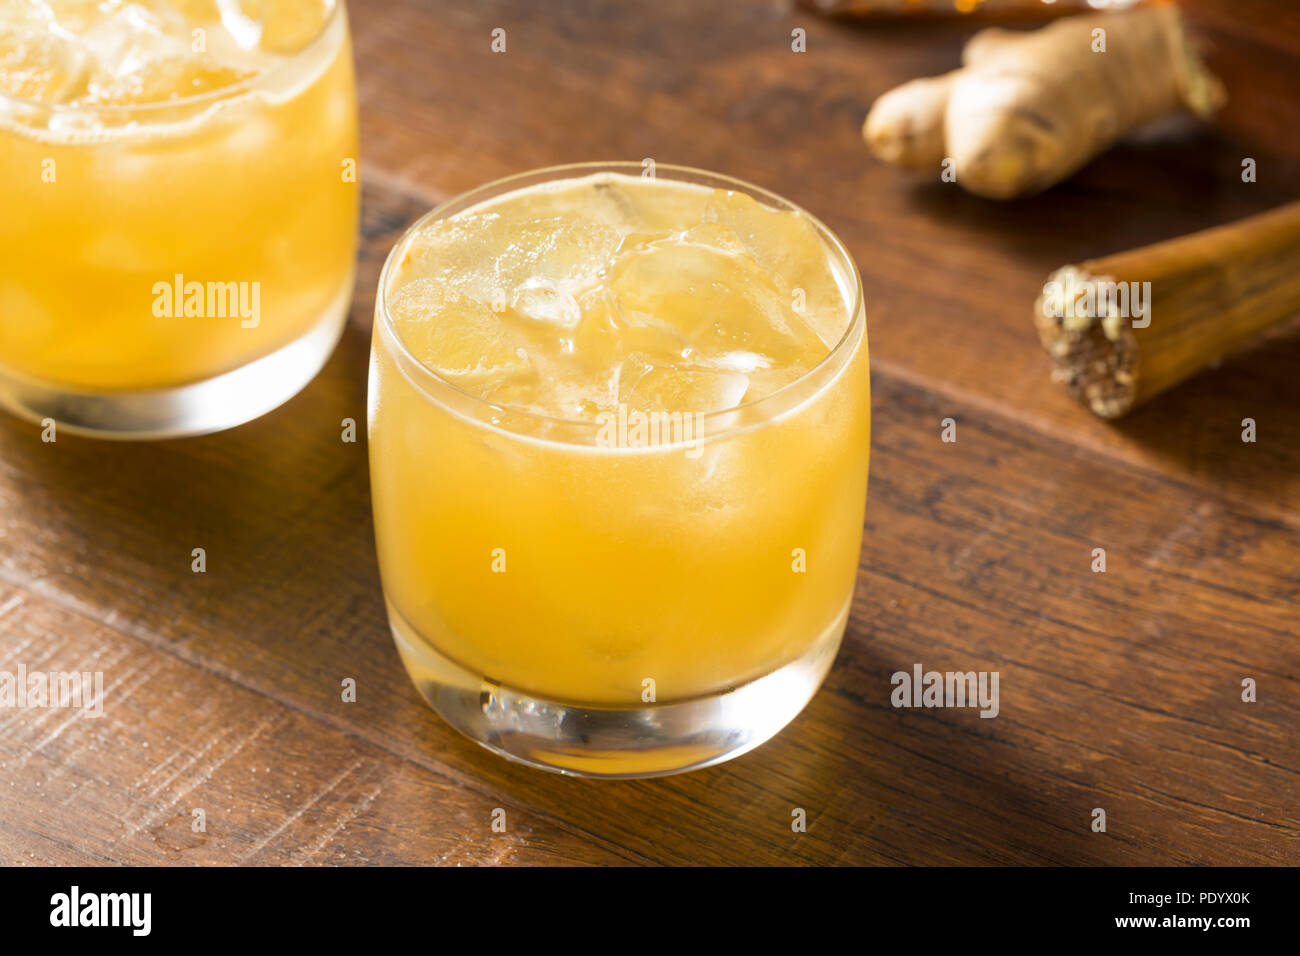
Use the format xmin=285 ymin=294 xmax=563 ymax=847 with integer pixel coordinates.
xmin=0 ymin=0 xmax=358 ymax=437
xmin=370 ymin=164 xmax=869 ymax=776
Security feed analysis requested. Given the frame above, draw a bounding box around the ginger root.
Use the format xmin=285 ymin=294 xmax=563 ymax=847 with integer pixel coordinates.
xmin=863 ymin=6 xmax=1224 ymax=199
xmin=862 ymin=72 xmax=958 ymax=168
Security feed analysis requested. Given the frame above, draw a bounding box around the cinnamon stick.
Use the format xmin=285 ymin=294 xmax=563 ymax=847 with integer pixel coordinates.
xmin=1033 ymin=201 xmax=1300 ymax=418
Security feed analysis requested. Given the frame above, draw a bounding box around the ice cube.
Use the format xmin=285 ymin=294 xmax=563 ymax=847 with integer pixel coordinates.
xmin=77 ymin=1 xmax=186 ymax=66
xmin=0 ymin=28 xmax=89 ymax=103
xmin=507 ymin=216 xmax=623 ymax=290
xmin=606 ymin=227 xmax=828 ymax=378
xmin=402 ymin=214 xmax=623 ymax=310
xmin=741 ymin=363 xmax=812 ymax=400
xmin=387 ymin=277 xmax=534 ymax=386
xmin=400 ymin=213 xmax=504 ymax=302
xmin=529 ymin=175 xmax=708 ymax=235
xmin=156 ymin=1 xmax=223 ymax=24
xmin=706 ymin=350 xmax=772 ymax=374
xmin=704 ymin=190 xmax=850 ymax=348
xmin=572 ymin=287 xmax=693 ymax=370
xmin=675 ymin=220 xmax=749 ymax=258
xmin=86 ymin=53 xmax=254 ymax=104
xmin=580 ymin=175 xmax=713 ymax=233
xmin=244 ymin=0 xmax=332 ymax=54
xmin=213 ymin=0 xmax=261 ymax=50
xmin=526 ymin=358 xmax=620 ymax=420
xmin=618 ymin=353 xmax=750 ymax=415
xmin=571 ymin=286 xmax=623 ymax=357
xmin=573 ymin=177 xmax=644 ymax=230
xmin=511 ymin=277 xmax=580 ymax=329
xmin=34 ymin=0 xmax=113 ymax=36
xmin=51 ymin=0 xmax=277 ymax=105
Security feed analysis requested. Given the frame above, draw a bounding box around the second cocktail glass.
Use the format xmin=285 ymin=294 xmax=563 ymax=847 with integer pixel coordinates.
xmin=0 ymin=0 xmax=359 ymax=438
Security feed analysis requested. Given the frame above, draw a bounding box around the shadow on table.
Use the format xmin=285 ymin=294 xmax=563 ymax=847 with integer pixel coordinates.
xmin=0 ymin=183 xmax=425 ymax=658
xmin=0 ymin=317 xmax=386 ymax=657
xmin=896 ymin=126 xmax=1300 ymax=516
xmin=1103 ymin=319 xmax=1300 ymax=513
xmin=901 ymin=125 xmax=1300 ymax=265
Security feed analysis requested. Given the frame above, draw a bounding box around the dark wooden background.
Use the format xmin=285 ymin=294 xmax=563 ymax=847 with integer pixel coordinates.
xmin=1 ymin=0 xmax=1296 ymax=865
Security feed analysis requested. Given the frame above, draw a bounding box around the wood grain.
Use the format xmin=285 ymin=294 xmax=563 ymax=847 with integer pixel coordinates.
xmin=0 ymin=0 xmax=1296 ymax=865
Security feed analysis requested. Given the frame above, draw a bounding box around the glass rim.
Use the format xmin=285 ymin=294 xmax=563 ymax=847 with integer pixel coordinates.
xmin=375 ymin=160 xmax=867 ymax=441
xmin=0 ymin=0 xmax=344 ymax=118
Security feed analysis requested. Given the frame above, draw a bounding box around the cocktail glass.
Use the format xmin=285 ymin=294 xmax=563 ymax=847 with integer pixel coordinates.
xmin=369 ymin=162 xmax=869 ymax=777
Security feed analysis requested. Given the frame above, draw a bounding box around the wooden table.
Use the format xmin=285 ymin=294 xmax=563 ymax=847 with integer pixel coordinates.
xmin=1 ymin=0 xmax=1296 ymax=866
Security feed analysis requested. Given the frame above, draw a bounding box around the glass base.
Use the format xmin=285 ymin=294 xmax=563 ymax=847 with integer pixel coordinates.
xmin=0 ymin=279 xmax=352 ymax=440
xmin=388 ymin=600 xmax=849 ymax=779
